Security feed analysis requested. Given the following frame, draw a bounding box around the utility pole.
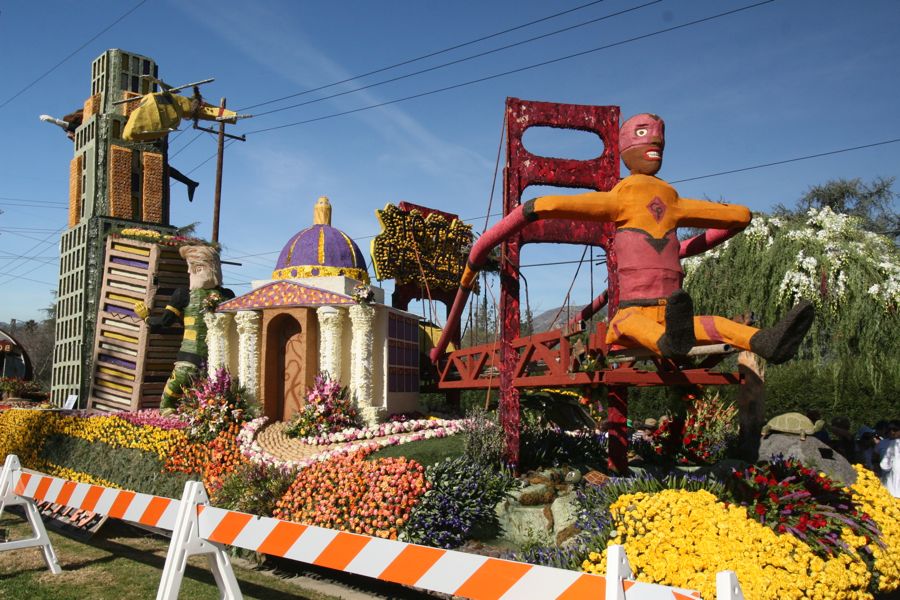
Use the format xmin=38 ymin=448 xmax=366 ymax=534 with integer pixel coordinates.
xmin=193 ymin=96 xmax=247 ymax=244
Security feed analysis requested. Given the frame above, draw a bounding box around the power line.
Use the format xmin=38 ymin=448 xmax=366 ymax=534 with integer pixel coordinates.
xmin=670 ymin=138 xmax=900 ymax=184
xmin=238 ymin=0 xmax=610 ymax=112
xmin=0 ymin=0 xmax=148 ymax=108
xmin=245 ymin=0 xmax=775 ymax=135
xmin=251 ymin=0 xmax=662 ymax=119
xmin=0 ymin=196 xmax=67 ymax=207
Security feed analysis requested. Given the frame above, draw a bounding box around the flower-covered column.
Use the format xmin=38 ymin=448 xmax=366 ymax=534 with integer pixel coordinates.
xmin=348 ymin=303 xmax=377 ymax=424
xmin=234 ymin=310 xmax=261 ymax=402
xmin=316 ymin=307 xmax=344 ymax=381
xmin=203 ymin=312 xmax=234 ymax=376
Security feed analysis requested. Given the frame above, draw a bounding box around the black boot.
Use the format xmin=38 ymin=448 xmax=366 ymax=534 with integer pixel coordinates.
xmin=749 ymin=300 xmax=814 ymax=364
xmin=656 ymin=289 xmax=696 ymax=358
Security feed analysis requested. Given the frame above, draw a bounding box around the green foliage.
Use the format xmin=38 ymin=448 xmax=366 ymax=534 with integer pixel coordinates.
xmin=683 ymin=205 xmax=900 ymax=421
xmin=214 ymin=462 xmax=298 ymax=517
xmin=366 ymin=434 xmax=465 ymax=467
xmin=519 ymin=422 xmax=607 ymax=472
xmin=462 ymin=406 xmax=506 ymax=467
xmin=764 ymin=360 xmax=900 ymax=428
xmin=775 ymin=176 xmax=899 ymax=241
xmin=401 ymin=456 xmax=515 ymax=549
xmin=40 ymin=435 xmax=190 ymax=499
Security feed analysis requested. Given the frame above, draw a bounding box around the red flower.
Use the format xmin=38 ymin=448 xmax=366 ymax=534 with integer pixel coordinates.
xmin=755 ymin=504 xmax=767 ymax=516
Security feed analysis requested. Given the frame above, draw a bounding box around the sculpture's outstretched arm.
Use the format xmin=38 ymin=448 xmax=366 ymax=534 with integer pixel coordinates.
xmin=432 ymin=191 xmax=617 ymax=363
xmin=676 ymin=198 xmax=751 ymax=230
xmin=678 ymin=227 xmax=745 ymax=258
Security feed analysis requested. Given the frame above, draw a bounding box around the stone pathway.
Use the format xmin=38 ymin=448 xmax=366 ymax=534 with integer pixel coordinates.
xmin=254 ymin=421 xmax=430 ymax=463
xmin=255 ymin=421 xmax=344 ymax=462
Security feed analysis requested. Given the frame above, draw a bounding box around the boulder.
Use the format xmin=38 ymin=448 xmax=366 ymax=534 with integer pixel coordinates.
xmin=758 ymin=433 xmax=857 ymax=485
xmin=494 ymin=500 xmax=554 ymax=547
xmin=550 ymin=491 xmax=579 ymax=545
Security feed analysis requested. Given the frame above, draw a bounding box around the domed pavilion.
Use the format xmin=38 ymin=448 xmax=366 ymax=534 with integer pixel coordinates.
xmin=208 ymin=198 xmax=420 ymax=424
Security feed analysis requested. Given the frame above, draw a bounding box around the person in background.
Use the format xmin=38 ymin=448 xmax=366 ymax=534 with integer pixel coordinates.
xmin=856 ymin=427 xmax=878 ymax=471
xmin=829 ymin=415 xmax=855 ymax=460
xmin=878 ymin=420 xmax=900 ymax=497
xmin=631 ymin=418 xmax=658 ymax=444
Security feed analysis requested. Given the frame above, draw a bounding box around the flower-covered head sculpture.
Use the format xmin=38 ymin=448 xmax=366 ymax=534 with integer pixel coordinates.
xmin=434 ymin=112 xmax=814 ymax=364
xmin=619 ymin=112 xmax=665 ymax=176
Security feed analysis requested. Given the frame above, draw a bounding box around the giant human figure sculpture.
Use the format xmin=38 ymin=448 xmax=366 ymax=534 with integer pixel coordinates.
xmin=433 ymin=113 xmax=813 ymax=363
xmin=135 ymin=245 xmax=234 ymax=413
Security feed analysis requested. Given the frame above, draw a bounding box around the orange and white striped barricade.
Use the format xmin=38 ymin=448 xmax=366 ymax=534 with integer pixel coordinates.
xmin=157 ymin=481 xmax=240 ymax=600
xmin=0 ymin=454 xmax=182 ymax=572
xmin=0 ymin=455 xmax=62 ymax=574
xmin=192 ymin=501 xmax=734 ymax=600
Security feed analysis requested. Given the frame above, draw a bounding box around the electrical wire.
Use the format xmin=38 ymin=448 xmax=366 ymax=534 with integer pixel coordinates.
xmin=0 ymin=0 xmax=148 ymax=108
xmin=244 ymin=0 xmax=775 ymax=135
xmin=238 ymin=0 xmax=611 ymax=112
xmin=670 ymin=138 xmax=900 ymax=184
xmin=250 ymin=0 xmax=662 ymax=119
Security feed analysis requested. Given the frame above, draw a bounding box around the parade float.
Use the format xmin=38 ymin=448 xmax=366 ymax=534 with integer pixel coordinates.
xmin=2 ymin=50 xmax=899 ymax=599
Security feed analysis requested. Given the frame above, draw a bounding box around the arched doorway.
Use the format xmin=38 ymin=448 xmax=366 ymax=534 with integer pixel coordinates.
xmin=261 ymin=309 xmax=318 ymax=421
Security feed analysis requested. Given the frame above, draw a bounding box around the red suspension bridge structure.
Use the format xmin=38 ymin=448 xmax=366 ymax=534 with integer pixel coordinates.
xmin=432 ymin=98 xmax=743 ymax=473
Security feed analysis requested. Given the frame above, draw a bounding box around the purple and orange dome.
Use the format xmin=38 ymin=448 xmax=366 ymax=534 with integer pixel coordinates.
xmin=272 ymin=197 xmax=369 ymax=283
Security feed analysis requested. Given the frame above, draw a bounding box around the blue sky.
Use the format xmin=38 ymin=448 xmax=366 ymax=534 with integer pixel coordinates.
xmin=1 ymin=0 xmax=898 ymax=324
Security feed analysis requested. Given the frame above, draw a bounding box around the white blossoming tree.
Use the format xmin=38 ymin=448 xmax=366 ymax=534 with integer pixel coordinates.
xmin=682 ymin=206 xmax=900 ymax=424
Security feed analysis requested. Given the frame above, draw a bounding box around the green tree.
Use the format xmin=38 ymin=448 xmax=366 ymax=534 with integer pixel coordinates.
xmin=774 ymin=177 xmax=899 ymax=242
xmin=682 ymin=200 xmax=900 ymax=426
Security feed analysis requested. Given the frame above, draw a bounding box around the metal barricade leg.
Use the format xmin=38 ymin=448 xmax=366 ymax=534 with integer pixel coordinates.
xmin=156 ymin=480 xmax=241 ymax=600
xmin=0 ymin=454 xmax=62 ymax=575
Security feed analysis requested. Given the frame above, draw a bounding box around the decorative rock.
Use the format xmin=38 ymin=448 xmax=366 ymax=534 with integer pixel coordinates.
xmin=564 ymin=469 xmax=582 ymax=484
xmin=493 ymin=501 xmax=554 ymax=547
xmin=513 ymin=483 xmax=556 ymax=506
xmin=758 ymin=433 xmax=857 ymax=485
xmin=550 ymin=491 xmax=578 ymax=543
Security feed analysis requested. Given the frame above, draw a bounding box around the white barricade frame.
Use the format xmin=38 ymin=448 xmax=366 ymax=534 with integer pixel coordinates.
xmin=0 ymin=454 xmax=745 ymax=600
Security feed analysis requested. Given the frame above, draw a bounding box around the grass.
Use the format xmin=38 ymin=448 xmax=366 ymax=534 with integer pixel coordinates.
xmin=0 ymin=512 xmax=340 ymax=600
xmin=366 ymin=434 xmax=465 ymax=466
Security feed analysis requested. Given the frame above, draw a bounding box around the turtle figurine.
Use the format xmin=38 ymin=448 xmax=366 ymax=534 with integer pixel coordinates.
xmin=761 ymin=412 xmax=826 ymax=441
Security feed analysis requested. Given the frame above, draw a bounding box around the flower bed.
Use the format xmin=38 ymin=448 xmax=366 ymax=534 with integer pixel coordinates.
xmin=274 ymin=451 xmax=427 ymax=539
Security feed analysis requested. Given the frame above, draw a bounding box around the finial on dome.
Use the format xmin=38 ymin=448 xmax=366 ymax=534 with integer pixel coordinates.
xmin=314 ymin=196 xmax=332 ymax=226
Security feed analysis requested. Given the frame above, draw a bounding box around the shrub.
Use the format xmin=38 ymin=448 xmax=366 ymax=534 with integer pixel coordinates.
xmin=274 ymin=451 xmax=427 ymax=539
xmin=519 ymin=424 xmax=607 ymax=471
xmin=214 ymin=462 xmax=298 ymax=516
xmin=0 ymin=377 xmax=41 ymax=397
xmin=462 ymin=406 xmax=505 ymax=467
xmin=402 ymin=456 xmax=515 ymax=549
xmin=520 ymin=472 xmax=727 ymax=571
xmin=285 ymin=372 xmax=361 ymax=438
xmin=40 ymin=434 xmax=190 ymax=499
xmin=178 ymin=368 xmax=256 ymax=442
xmin=726 ymin=456 xmax=882 ymax=558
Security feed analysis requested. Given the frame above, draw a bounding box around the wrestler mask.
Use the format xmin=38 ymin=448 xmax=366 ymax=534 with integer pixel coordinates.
xmin=620 ymin=113 xmax=664 ymax=176
xmin=179 ymin=245 xmax=222 ymax=290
